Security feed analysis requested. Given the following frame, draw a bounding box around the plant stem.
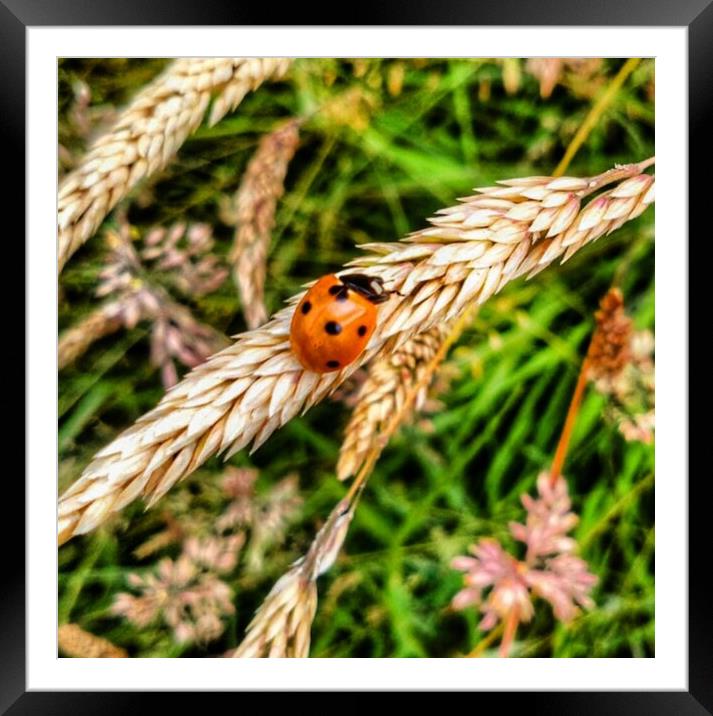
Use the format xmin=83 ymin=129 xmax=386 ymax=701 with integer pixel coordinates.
xmin=58 ymin=533 xmax=107 ymax=624
xmin=547 ymin=59 xmax=647 ymax=485
xmin=553 ymin=58 xmax=642 ymax=177
xmin=466 ymin=622 xmax=505 ymax=658
xmin=499 ymin=606 xmax=521 ymax=658
xmin=549 ymin=355 xmax=592 ymax=486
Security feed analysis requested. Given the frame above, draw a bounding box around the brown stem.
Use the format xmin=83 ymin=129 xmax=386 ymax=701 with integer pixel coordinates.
xmin=499 ymin=606 xmax=520 ymax=658
xmin=549 ymin=356 xmax=591 ymax=487
xmin=546 ymin=64 xmax=648 ymax=483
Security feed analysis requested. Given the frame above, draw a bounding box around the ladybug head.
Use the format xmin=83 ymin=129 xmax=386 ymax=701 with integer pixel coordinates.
xmin=339 ymin=273 xmax=390 ymax=304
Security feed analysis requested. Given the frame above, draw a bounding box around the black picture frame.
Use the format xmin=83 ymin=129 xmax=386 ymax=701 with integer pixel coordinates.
xmin=7 ymin=1 xmax=707 ymax=711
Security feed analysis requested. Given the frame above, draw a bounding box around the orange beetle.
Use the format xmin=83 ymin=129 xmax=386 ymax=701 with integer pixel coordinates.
xmin=290 ymin=273 xmax=389 ymax=373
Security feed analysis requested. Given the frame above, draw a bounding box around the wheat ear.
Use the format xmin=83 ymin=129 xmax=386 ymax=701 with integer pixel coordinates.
xmin=58 ymin=58 xmax=292 ymax=273
xmin=58 ymin=159 xmax=654 ymax=545
xmin=58 ymin=623 xmax=127 ymax=658
xmin=234 ymin=309 xmax=475 ymax=657
xmin=337 ymin=324 xmax=450 ymax=481
xmin=58 ymin=301 xmax=127 ymax=370
xmin=232 ymin=491 xmax=357 ymax=657
xmin=229 ymin=119 xmax=301 ymax=329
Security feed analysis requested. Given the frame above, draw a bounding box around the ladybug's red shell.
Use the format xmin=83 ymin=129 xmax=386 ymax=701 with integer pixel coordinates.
xmin=290 ymin=274 xmax=381 ymax=373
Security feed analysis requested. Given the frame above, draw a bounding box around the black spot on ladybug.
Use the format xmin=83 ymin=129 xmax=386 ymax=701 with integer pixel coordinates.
xmin=357 ymin=325 xmax=367 ymax=336
xmin=328 ymin=285 xmax=342 ymax=295
xmin=301 ymin=301 xmax=311 ymax=314
xmin=325 ymin=321 xmax=342 ymax=335
xmin=327 ymin=360 xmax=340 ymax=368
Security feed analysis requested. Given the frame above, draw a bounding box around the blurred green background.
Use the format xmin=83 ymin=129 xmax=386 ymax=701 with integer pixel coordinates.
xmin=58 ymin=58 xmax=654 ymax=658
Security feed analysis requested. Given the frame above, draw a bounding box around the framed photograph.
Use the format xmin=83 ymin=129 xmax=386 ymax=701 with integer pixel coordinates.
xmin=10 ymin=0 xmax=707 ymax=710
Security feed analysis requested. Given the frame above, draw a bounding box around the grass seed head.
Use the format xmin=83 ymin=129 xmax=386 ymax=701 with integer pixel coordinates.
xmin=337 ymin=325 xmax=449 ymax=480
xmin=232 ymin=496 xmax=354 ymax=657
xmin=58 ymin=160 xmax=655 ymax=545
xmin=229 ymin=119 xmax=301 ymax=329
xmin=58 ymin=623 xmax=128 ymax=658
xmin=587 ymin=287 xmax=634 ymax=386
xmin=58 ymin=58 xmax=292 ymax=272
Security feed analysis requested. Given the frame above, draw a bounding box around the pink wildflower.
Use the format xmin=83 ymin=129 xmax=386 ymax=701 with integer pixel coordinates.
xmin=451 ymin=473 xmax=598 ymax=656
xmin=113 ymin=536 xmax=241 ymax=645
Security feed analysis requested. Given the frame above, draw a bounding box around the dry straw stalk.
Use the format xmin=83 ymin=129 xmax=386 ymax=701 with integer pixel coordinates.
xmin=58 ymin=58 xmax=292 ymax=272
xmin=58 ymin=158 xmax=655 ymax=545
xmin=229 ymin=119 xmax=301 ymax=329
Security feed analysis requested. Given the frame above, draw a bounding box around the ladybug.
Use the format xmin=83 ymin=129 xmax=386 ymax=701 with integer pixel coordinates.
xmin=290 ymin=273 xmax=389 ymax=373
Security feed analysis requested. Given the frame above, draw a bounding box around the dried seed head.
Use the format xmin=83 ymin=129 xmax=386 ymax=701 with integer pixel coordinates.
xmin=229 ymin=119 xmax=301 ymax=328
xmin=596 ymin=322 xmax=655 ymax=445
xmin=58 ymin=301 xmax=127 ymax=370
xmin=525 ymin=58 xmax=603 ymax=99
xmin=232 ymin=570 xmax=317 ymax=658
xmin=232 ymin=497 xmax=354 ymax=658
xmin=58 ymin=624 xmax=127 ymax=658
xmin=58 ymin=58 xmax=292 ymax=272
xmin=58 ymin=160 xmax=654 ymax=545
xmin=337 ymin=325 xmax=449 ymax=480
xmin=587 ymin=287 xmax=633 ymax=387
